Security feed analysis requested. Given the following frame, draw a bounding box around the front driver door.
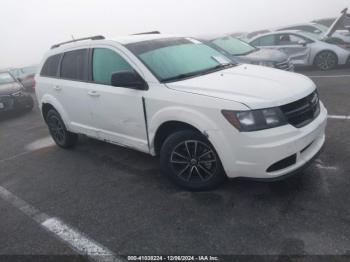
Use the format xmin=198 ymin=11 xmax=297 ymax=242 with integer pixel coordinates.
xmin=86 ymin=47 xmax=149 ymax=153
xmin=274 ymin=33 xmax=311 ymax=65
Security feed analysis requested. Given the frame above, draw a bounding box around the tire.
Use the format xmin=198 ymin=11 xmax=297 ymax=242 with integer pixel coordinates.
xmin=25 ymin=96 xmax=34 ymax=112
xmin=314 ymin=51 xmax=338 ymax=70
xmin=46 ymin=109 xmax=78 ymax=148
xmin=160 ymin=130 xmax=226 ymax=190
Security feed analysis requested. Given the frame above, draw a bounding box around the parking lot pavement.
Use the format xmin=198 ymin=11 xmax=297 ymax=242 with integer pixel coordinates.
xmin=0 ymin=68 xmax=349 ymax=258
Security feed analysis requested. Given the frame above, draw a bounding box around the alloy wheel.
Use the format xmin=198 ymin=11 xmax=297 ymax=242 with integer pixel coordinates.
xmin=316 ymin=52 xmax=337 ymax=70
xmin=170 ymin=140 xmax=218 ymax=183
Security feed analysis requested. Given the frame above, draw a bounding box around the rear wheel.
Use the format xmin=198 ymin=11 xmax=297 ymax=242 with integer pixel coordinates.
xmin=314 ymin=51 xmax=338 ymax=70
xmin=46 ymin=109 xmax=78 ymax=148
xmin=160 ymin=130 xmax=226 ymax=190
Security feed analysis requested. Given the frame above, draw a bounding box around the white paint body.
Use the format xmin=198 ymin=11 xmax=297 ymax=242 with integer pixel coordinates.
xmin=36 ymin=35 xmax=327 ymax=179
xmin=249 ymin=30 xmax=350 ymax=67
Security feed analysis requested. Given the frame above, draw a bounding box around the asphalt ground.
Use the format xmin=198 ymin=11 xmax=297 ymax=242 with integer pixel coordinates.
xmin=0 ymin=67 xmax=349 ymax=261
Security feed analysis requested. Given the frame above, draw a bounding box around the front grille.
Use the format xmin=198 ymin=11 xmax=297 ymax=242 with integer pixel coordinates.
xmin=0 ymin=95 xmax=14 ymax=110
xmin=275 ymin=58 xmax=294 ymax=71
xmin=280 ymin=91 xmax=320 ymax=128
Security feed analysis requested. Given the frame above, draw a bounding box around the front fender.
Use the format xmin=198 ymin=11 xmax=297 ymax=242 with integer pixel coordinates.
xmin=148 ymin=106 xmax=221 ymax=153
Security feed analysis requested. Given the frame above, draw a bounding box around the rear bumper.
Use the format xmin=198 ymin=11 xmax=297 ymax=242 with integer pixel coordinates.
xmin=208 ymin=102 xmax=327 ymax=179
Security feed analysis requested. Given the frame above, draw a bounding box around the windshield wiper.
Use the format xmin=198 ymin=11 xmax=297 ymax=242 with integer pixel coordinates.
xmin=161 ymin=71 xmax=202 ymax=82
xmin=162 ymin=63 xmax=235 ymax=82
xmin=198 ymin=63 xmax=235 ymax=74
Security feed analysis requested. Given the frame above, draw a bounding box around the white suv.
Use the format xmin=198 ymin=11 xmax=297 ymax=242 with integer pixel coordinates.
xmin=36 ymin=34 xmax=327 ymax=190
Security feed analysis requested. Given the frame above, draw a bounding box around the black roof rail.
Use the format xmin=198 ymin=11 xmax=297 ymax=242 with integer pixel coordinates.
xmin=132 ymin=31 xmax=160 ymax=35
xmin=51 ymin=35 xmax=105 ymax=49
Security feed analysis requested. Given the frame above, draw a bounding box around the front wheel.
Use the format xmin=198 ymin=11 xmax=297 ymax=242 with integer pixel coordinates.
xmin=314 ymin=51 xmax=338 ymax=70
xmin=46 ymin=109 xmax=78 ymax=148
xmin=160 ymin=130 xmax=226 ymax=190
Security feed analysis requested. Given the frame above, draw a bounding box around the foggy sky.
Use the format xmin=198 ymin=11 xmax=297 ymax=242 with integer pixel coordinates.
xmin=0 ymin=0 xmax=348 ymax=68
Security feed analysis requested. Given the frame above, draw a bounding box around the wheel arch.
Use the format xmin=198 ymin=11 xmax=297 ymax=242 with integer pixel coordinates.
xmin=148 ymin=107 xmax=220 ymax=156
xmin=152 ymin=121 xmax=202 ymax=156
xmin=40 ymin=95 xmax=71 ymax=128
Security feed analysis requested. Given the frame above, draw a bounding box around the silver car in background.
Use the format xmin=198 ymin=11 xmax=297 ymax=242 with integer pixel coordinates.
xmin=275 ymin=8 xmax=350 ymax=44
xmin=275 ymin=23 xmax=350 ymax=44
xmin=249 ymin=30 xmax=350 ymax=70
xmin=9 ymin=65 xmax=38 ymax=91
xmin=196 ymin=34 xmax=293 ymax=71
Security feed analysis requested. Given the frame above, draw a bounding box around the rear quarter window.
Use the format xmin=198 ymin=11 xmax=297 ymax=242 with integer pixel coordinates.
xmin=40 ymin=54 xmax=61 ymax=77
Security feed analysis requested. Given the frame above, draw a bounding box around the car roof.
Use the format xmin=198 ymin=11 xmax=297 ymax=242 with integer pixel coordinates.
xmin=46 ymin=34 xmax=182 ymax=56
xmin=109 ymin=33 xmax=179 ymax=44
xmin=194 ymin=33 xmax=229 ymax=41
xmin=273 ymin=23 xmax=320 ymax=31
xmin=249 ymin=30 xmax=311 ymax=41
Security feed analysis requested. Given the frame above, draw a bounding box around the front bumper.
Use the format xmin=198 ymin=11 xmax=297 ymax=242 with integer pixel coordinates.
xmin=209 ymin=102 xmax=327 ymax=179
xmin=0 ymin=93 xmax=34 ymax=113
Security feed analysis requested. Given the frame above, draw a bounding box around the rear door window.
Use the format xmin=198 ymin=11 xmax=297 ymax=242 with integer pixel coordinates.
xmin=276 ymin=34 xmax=305 ymax=45
xmin=92 ymin=48 xmax=134 ymax=85
xmin=40 ymin=54 xmax=61 ymax=77
xmin=60 ymin=49 xmax=88 ymax=81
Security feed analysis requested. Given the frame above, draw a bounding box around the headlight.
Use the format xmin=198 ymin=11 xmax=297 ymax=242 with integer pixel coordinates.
xmin=258 ymin=61 xmax=275 ymax=67
xmin=12 ymin=91 xmax=23 ymax=96
xmin=251 ymin=61 xmax=275 ymax=68
xmin=222 ymin=107 xmax=287 ymax=132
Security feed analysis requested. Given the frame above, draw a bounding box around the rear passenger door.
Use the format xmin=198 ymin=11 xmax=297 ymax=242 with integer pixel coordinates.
xmin=86 ymin=47 xmax=149 ymax=153
xmin=56 ymin=48 xmax=97 ymax=137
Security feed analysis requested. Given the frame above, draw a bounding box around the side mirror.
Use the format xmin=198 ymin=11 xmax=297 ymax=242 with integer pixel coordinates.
xmin=297 ymin=40 xmax=307 ymax=46
xmin=111 ymin=71 xmax=147 ymax=90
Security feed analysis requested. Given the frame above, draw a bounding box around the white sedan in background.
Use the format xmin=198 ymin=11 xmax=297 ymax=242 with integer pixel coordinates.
xmin=275 ymin=8 xmax=350 ymax=44
xmin=249 ymin=30 xmax=350 ymax=70
xmin=275 ymin=23 xmax=350 ymax=44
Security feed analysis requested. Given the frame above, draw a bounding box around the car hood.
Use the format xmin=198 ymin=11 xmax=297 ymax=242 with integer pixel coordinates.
xmin=166 ymin=65 xmax=315 ymax=109
xmin=325 ymin=8 xmax=350 ymax=37
xmin=0 ymin=82 xmax=22 ymax=96
xmin=235 ymin=48 xmax=288 ymax=63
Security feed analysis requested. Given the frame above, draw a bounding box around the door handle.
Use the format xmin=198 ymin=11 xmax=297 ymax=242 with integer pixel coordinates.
xmin=53 ymin=85 xmax=61 ymax=91
xmin=88 ymin=90 xmax=100 ymax=97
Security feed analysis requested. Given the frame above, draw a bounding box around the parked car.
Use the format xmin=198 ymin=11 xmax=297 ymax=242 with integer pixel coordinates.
xmin=9 ymin=66 xmax=38 ymax=91
xmin=249 ymin=30 xmax=350 ymax=70
xmin=36 ymin=35 xmax=327 ymax=190
xmin=0 ymin=71 xmax=34 ymax=113
xmin=275 ymin=23 xmax=350 ymax=44
xmin=276 ymin=8 xmax=350 ymax=43
xmin=196 ymin=34 xmax=294 ymax=71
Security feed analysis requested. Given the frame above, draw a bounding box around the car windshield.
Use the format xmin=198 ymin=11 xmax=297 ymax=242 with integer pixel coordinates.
xmin=211 ymin=36 xmax=257 ymax=56
xmin=125 ymin=37 xmax=234 ymax=82
xmin=21 ymin=66 xmax=38 ymax=75
xmin=0 ymin=72 xmax=16 ymax=85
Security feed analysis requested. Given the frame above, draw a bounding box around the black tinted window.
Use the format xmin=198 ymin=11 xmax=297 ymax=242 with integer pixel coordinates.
xmin=60 ymin=49 xmax=88 ymax=81
xmin=40 ymin=54 xmax=61 ymax=77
